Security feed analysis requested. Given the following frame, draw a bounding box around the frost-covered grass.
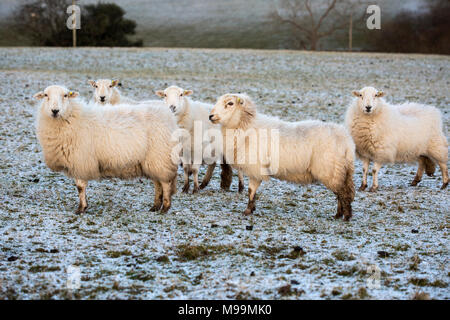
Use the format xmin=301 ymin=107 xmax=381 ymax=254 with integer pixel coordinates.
xmin=0 ymin=48 xmax=448 ymax=300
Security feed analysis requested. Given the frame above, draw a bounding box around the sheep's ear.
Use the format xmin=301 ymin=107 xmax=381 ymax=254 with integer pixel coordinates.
xmin=352 ymin=90 xmax=362 ymax=97
xmin=88 ymin=80 xmax=96 ymax=87
xmin=155 ymin=90 xmax=165 ymax=98
xmin=376 ymin=91 xmax=385 ymax=98
xmin=183 ymin=90 xmax=193 ymax=96
xmin=33 ymin=91 xmax=45 ymax=99
xmin=236 ymin=96 xmax=244 ymax=105
xmin=111 ymin=80 xmax=119 ymax=87
xmin=68 ymin=91 xmax=79 ymax=98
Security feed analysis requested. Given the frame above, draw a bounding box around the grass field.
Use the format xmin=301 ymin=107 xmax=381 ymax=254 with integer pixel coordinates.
xmin=0 ymin=47 xmax=448 ymax=299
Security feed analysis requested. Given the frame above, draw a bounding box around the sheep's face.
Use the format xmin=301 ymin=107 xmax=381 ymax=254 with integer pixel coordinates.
xmin=88 ymin=79 xmax=119 ymax=104
xmin=156 ymin=86 xmax=193 ymax=115
xmin=352 ymin=87 xmax=385 ymax=115
xmin=210 ymin=94 xmax=249 ymax=128
xmin=34 ymin=85 xmax=79 ymax=119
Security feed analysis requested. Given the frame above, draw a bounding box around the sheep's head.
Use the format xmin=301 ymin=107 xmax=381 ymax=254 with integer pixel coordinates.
xmin=210 ymin=94 xmax=255 ymax=128
xmin=34 ymin=85 xmax=79 ymax=119
xmin=352 ymin=87 xmax=386 ymax=115
xmin=88 ymin=79 xmax=119 ymax=104
xmin=155 ymin=85 xmax=193 ymax=115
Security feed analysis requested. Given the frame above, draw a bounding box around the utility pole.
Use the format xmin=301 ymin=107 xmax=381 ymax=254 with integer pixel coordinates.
xmin=349 ymin=11 xmax=353 ymax=52
xmin=72 ymin=0 xmax=76 ymax=48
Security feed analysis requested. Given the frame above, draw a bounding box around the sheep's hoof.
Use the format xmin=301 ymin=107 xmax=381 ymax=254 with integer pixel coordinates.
xmin=75 ymin=206 xmax=87 ymax=215
xmin=160 ymin=206 xmax=170 ymax=214
xmin=182 ymin=185 xmax=190 ymax=193
xmin=238 ymin=184 xmax=244 ymax=193
xmin=441 ymin=182 xmax=448 ymax=190
xmin=199 ymin=183 xmax=207 ymax=190
xmin=358 ymin=184 xmax=367 ymax=192
xmin=150 ymin=205 xmax=161 ymax=212
xmin=410 ymin=179 xmax=420 ymax=187
xmin=192 ymin=187 xmax=199 ymax=194
xmin=369 ymin=186 xmax=378 ymax=193
xmin=335 ymin=213 xmax=343 ymax=219
xmin=343 ymin=215 xmax=352 ymax=222
xmin=243 ymin=209 xmax=253 ymax=216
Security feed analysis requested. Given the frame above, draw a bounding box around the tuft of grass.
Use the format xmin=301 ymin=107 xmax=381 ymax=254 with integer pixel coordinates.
xmin=29 ymin=265 xmax=60 ymax=273
xmin=332 ymin=250 xmax=355 ymax=261
xmin=258 ymin=245 xmax=283 ymax=256
xmin=106 ymin=249 xmax=132 ymax=258
xmin=176 ymin=244 xmax=233 ymax=261
xmin=357 ymin=287 xmax=370 ymax=299
xmin=126 ymin=270 xmax=154 ymax=282
xmin=411 ymin=291 xmax=430 ymax=300
xmin=156 ymin=255 xmax=170 ymax=263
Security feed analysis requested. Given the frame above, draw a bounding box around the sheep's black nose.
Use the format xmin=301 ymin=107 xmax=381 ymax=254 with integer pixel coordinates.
xmin=209 ymin=115 xmax=214 ymax=120
xmin=51 ymin=109 xmax=59 ymax=116
xmin=170 ymin=105 xmax=176 ymax=112
xmin=366 ymin=106 xmax=372 ymax=112
xmin=100 ymin=96 xmax=106 ymax=101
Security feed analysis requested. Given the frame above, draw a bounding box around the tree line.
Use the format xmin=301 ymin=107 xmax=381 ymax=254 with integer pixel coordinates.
xmin=6 ymin=0 xmax=449 ymax=54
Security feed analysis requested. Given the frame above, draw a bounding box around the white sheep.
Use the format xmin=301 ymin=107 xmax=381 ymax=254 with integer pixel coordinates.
xmin=34 ymin=85 xmax=179 ymax=214
xmin=345 ymin=86 xmax=448 ymax=191
xmin=156 ymin=86 xmax=244 ymax=193
xmin=210 ymin=94 xmax=355 ymax=221
xmin=88 ymin=79 xmax=161 ymax=106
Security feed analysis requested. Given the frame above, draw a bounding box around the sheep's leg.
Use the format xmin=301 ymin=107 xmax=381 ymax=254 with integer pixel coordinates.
xmin=437 ymin=162 xmax=449 ymax=189
xmin=150 ymin=181 xmax=163 ymax=212
xmin=244 ymin=178 xmax=261 ymax=216
xmin=220 ymin=159 xmax=233 ymax=191
xmin=182 ymin=164 xmax=190 ymax=193
xmin=369 ymin=162 xmax=382 ymax=192
xmin=160 ymin=181 xmax=173 ymax=213
xmin=200 ymin=163 xmax=215 ymax=190
xmin=238 ymin=170 xmax=244 ymax=193
xmin=411 ymin=157 xmax=425 ymax=186
xmin=75 ymin=179 xmax=88 ymax=214
xmin=335 ymin=197 xmax=344 ymax=220
xmin=192 ymin=165 xmax=200 ymax=194
xmin=359 ymin=158 xmax=370 ymax=191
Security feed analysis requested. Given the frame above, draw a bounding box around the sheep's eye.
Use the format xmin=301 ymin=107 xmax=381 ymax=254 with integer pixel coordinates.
xmin=44 ymin=94 xmax=48 ymax=97
xmin=109 ymin=85 xmax=112 ymax=88
xmin=164 ymin=94 xmax=167 ymax=98
xmin=94 ymin=85 xmax=98 ymax=88
xmin=227 ymin=102 xmax=234 ymax=106
xmin=180 ymin=93 xmax=183 ymax=97
xmin=64 ymin=94 xmax=68 ymax=98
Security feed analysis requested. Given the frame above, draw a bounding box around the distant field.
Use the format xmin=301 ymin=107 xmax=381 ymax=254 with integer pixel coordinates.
xmin=0 ymin=48 xmax=448 ymax=299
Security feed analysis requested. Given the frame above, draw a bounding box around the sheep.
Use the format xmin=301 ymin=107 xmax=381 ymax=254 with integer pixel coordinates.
xmin=156 ymin=86 xmax=244 ymax=193
xmin=345 ymin=86 xmax=448 ymax=192
xmin=34 ymin=85 xmax=179 ymax=214
xmin=209 ymin=93 xmax=355 ymax=221
xmin=88 ymin=79 xmax=161 ymax=106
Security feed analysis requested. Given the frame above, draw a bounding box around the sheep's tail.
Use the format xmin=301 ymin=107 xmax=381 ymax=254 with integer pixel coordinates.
xmin=421 ymin=156 xmax=436 ymax=177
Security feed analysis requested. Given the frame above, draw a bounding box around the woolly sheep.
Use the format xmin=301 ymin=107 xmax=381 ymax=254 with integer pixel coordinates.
xmin=88 ymin=79 xmax=161 ymax=106
xmin=210 ymin=94 xmax=355 ymax=221
xmin=34 ymin=85 xmax=179 ymax=214
xmin=345 ymin=86 xmax=448 ymax=191
xmin=156 ymin=86 xmax=243 ymax=193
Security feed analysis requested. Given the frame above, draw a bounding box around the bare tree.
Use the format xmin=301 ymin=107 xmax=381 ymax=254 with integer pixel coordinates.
xmin=272 ymin=0 xmax=366 ymax=51
xmin=13 ymin=0 xmax=71 ymax=45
